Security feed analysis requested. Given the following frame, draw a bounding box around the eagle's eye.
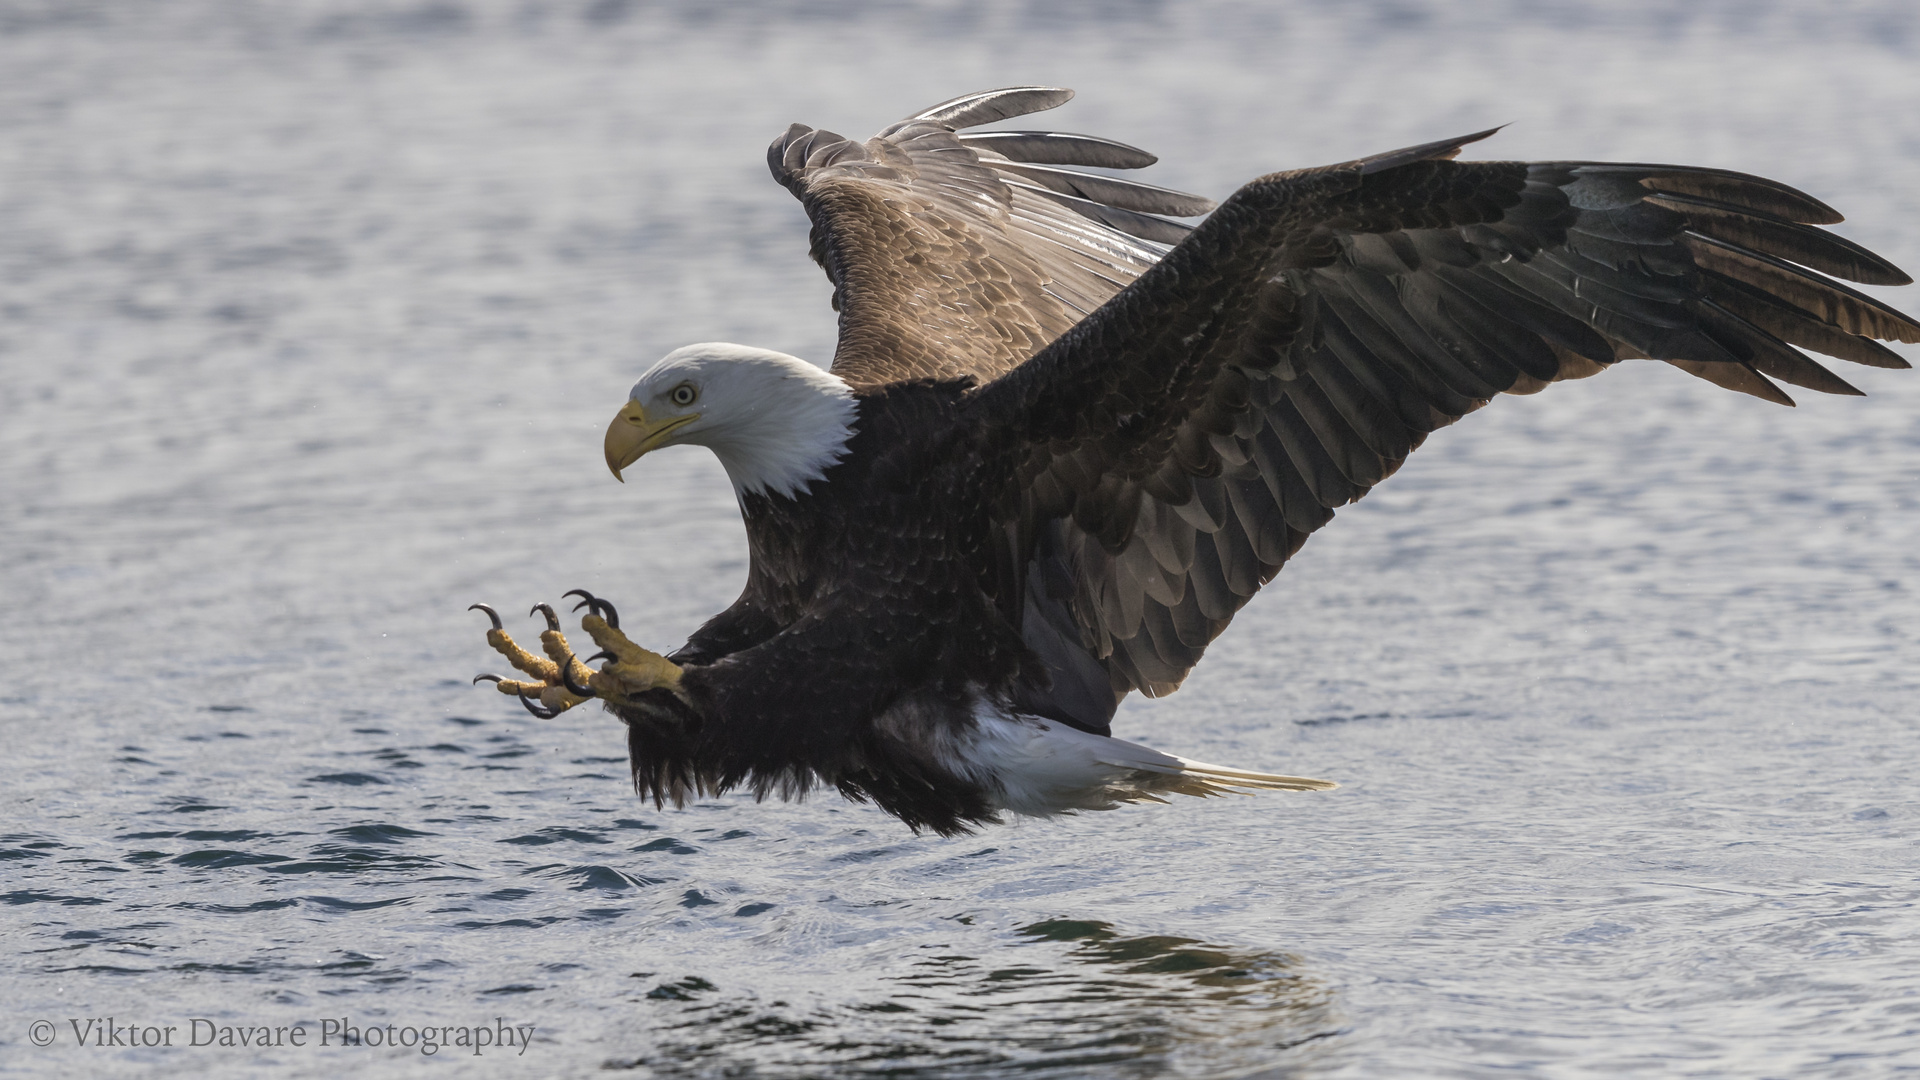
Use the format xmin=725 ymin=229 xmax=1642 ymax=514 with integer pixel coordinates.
xmin=670 ymin=384 xmax=698 ymax=407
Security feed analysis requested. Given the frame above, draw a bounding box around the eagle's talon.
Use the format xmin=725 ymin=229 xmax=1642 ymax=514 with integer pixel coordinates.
xmin=469 ymin=603 xmax=503 ymax=630
xmin=473 ymin=673 xmax=504 ymax=686
xmin=530 ymin=603 xmax=561 ymax=631
xmin=517 ymin=689 xmax=560 ymax=719
xmin=565 ymin=589 xmax=620 ymax=630
xmin=560 ymin=652 xmax=597 ymax=697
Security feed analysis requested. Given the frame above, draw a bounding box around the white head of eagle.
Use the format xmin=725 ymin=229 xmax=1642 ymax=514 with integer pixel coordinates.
xmin=605 ymin=342 xmax=858 ymax=501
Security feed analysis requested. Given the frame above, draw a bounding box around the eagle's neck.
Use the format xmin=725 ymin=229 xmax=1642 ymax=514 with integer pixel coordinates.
xmin=699 ymin=354 xmax=858 ymax=502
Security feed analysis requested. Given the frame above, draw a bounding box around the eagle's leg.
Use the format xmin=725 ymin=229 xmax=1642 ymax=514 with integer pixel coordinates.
xmin=468 ymin=603 xmax=593 ymax=717
xmin=578 ymin=612 xmax=685 ymax=704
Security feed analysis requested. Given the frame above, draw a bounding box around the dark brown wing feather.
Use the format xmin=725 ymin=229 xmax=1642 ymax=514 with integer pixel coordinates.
xmin=768 ymin=87 xmax=1215 ymax=388
xmin=968 ymin=134 xmax=1918 ymax=704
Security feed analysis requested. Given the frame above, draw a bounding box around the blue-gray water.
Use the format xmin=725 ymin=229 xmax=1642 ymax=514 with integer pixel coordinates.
xmin=4 ymin=2 xmax=1918 ymax=1076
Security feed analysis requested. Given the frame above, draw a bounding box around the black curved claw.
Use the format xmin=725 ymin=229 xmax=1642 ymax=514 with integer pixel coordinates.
xmin=529 ymin=603 xmax=560 ymax=631
xmin=559 ymin=652 xmax=596 ymax=697
xmin=516 ymin=689 xmax=560 ymax=720
xmin=468 ymin=604 xmax=503 ymax=630
xmin=472 ymin=673 xmax=504 ymax=686
xmin=585 ymin=650 xmax=616 ymax=666
xmin=564 ymin=588 xmax=619 ymax=630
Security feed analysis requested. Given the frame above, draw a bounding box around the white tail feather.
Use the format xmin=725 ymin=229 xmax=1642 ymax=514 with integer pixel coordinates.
xmin=1120 ymin=754 xmax=1337 ymax=791
xmin=957 ymin=699 xmax=1336 ymax=817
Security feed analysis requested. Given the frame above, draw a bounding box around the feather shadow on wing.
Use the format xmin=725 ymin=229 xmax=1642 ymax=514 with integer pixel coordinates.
xmin=470 ymin=87 xmax=1915 ymax=835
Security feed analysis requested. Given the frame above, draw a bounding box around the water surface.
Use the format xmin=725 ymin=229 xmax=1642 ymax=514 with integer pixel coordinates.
xmin=3 ymin=2 xmax=1918 ymax=1076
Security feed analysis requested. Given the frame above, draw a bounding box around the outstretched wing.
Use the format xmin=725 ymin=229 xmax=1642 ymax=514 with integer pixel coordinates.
xmin=969 ymin=132 xmax=1917 ymax=718
xmin=769 ymin=87 xmax=1214 ymax=388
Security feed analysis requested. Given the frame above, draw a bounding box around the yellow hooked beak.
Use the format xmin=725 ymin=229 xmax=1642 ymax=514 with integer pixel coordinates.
xmin=604 ymin=400 xmax=699 ymax=482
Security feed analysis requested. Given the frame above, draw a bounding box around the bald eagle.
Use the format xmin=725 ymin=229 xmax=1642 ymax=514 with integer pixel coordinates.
xmin=472 ymin=87 xmax=1916 ymax=836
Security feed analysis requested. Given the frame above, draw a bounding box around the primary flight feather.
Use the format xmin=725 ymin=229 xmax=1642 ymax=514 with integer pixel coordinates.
xmin=471 ymin=87 xmax=1916 ymax=836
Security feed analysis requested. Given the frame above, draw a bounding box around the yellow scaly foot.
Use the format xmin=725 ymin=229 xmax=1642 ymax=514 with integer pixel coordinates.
xmin=468 ymin=602 xmax=597 ymax=717
xmin=468 ymin=590 xmax=685 ymax=718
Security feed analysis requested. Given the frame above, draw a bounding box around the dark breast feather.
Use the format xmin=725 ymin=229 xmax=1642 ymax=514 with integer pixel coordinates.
xmin=658 ymin=382 xmax=1037 ymax=826
xmin=965 ymin=130 xmax=1917 ymax=707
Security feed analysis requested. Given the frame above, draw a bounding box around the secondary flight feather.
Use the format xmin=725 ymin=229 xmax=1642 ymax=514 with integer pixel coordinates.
xmin=470 ymin=87 xmax=1916 ymax=836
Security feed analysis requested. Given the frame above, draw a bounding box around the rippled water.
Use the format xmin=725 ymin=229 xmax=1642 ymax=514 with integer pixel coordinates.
xmin=4 ymin=2 xmax=1918 ymax=1076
